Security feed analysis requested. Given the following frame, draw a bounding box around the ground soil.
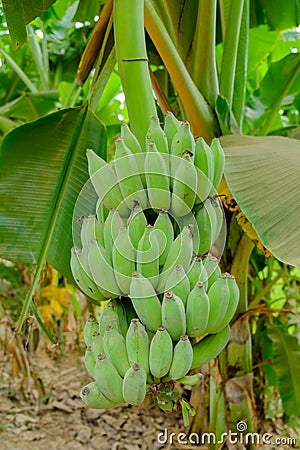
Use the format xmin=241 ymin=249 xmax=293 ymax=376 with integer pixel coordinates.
xmin=0 ymin=344 xmax=298 ymax=450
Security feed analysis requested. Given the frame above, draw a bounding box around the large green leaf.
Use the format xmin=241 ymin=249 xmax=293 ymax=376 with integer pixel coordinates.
xmin=2 ymin=0 xmax=58 ymax=51
xmin=266 ymin=323 xmax=300 ymax=416
xmin=0 ymin=106 xmax=106 ymax=281
xmin=221 ymin=134 xmax=300 ymax=268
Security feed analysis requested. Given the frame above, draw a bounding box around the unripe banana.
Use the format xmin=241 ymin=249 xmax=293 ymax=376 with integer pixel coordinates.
xmin=186 ymin=282 xmax=210 ymax=337
xmin=195 ymin=198 xmax=218 ymax=255
xmin=103 ymin=325 xmax=130 ymax=377
xmin=103 ymin=208 xmax=124 ymax=256
xmin=149 ymin=326 xmax=173 ymax=379
xmin=210 ymin=138 xmax=225 ymax=194
xmin=129 ymin=272 xmax=162 ymax=333
xmin=88 ymin=239 xmax=121 ymax=298
xmin=191 ymin=325 xmax=230 ymax=369
xmin=94 ymin=354 xmax=125 ymax=404
xmin=170 ymin=121 xmax=195 ymax=183
xmin=91 ymin=331 xmax=105 ymax=358
xmin=171 ymin=151 xmax=197 ymax=217
xmin=80 ymin=215 xmax=97 ymax=251
xmin=194 ymin=137 xmax=214 ymax=203
xmin=178 ymin=373 xmax=202 ymax=386
xmin=70 ymin=246 xmax=105 ymax=302
xmin=162 ymin=291 xmax=186 ymax=341
xmin=96 ymin=197 xmax=108 ymax=224
xmin=136 ymin=225 xmax=160 ymax=289
xmin=167 ymin=335 xmax=193 ymax=380
xmin=126 ymin=318 xmax=150 ymax=374
xmin=121 ymin=123 xmax=144 ymax=154
xmin=80 ymin=381 xmax=118 ymax=409
xmin=153 ymin=210 xmax=174 ymax=266
xmin=202 ymin=254 xmax=221 ymax=289
xmin=112 ymin=299 xmax=129 ymax=337
xmin=206 ymin=274 xmax=231 ymax=334
xmin=165 ymin=264 xmax=190 ymax=308
xmin=212 ymin=273 xmax=239 ymax=332
xmin=127 ymin=200 xmax=147 ymax=251
xmin=187 ymin=256 xmax=208 ymax=291
xmin=157 ymin=224 xmax=194 ymax=293
xmin=164 ymin=111 xmax=181 ymax=149
xmin=146 ymin=115 xmax=169 ymax=154
xmin=112 ymin=226 xmax=135 ymax=295
xmin=99 ymin=301 xmax=121 ymax=336
xmin=114 ymin=138 xmax=147 ymax=210
xmin=144 ymin=141 xmax=170 ymax=211
xmin=210 ymin=195 xmax=224 ymax=244
xmin=122 ymin=363 xmax=147 ymax=406
xmin=84 ymin=346 xmax=96 ymax=378
xmin=86 ymin=149 xmax=130 ymax=218
xmin=83 ymin=316 xmax=99 ymax=346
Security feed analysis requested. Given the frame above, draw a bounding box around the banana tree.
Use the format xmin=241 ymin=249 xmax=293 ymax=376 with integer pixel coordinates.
xmin=1 ymin=0 xmax=300 ymax=441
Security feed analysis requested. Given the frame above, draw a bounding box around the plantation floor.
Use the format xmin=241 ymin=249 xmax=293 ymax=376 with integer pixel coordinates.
xmin=0 ymin=347 xmax=297 ymax=450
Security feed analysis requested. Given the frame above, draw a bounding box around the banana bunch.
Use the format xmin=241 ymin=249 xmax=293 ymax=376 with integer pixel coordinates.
xmin=73 ymin=113 xmax=240 ymax=415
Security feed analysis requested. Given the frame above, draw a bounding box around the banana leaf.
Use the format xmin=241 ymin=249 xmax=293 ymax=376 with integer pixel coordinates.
xmin=0 ymin=106 xmax=106 ymax=282
xmin=221 ymin=134 xmax=300 ymax=269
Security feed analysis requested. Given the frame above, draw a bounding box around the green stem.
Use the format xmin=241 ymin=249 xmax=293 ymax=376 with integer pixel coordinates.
xmin=219 ymin=0 xmax=245 ymax=110
xmin=0 ymin=48 xmax=38 ymax=94
xmin=188 ymin=0 xmax=219 ymax=108
xmin=145 ymin=0 xmax=219 ymax=140
xmin=113 ymin=0 xmax=157 ymax=147
xmin=259 ymin=62 xmax=300 ymax=136
xmin=27 ymin=25 xmax=49 ymax=90
xmin=89 ymin=47 xmax=117 ymax=112
xmin=249 ymin=268 xmax=286 ymax=309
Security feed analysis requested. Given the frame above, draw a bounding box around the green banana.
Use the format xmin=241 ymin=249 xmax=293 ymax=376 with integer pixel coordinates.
xmin=112 ymin=299 xmax=129 ymax=338
xmin=114 ymin=138 xmax=147 ymax=210
xmin=86 ymin=149 xmax=130 ymax=218
xmin=103 ymin=208 xmax=124 ymax=256
xmin=144 ymin=141 xmax=170 ymax=211
xmin=80 ymin=381 xmax=118 ymax=409
xmin=202 ymin=254 xmax=221 ymax=289
xmin=136 ymin=225 xmax=160 ymax=289
xmin=84 ymin=346 xmax=96 ymax=378
xmin=206 ymin=274 xmax=231 ymax=334
xmin=170 ymin=121 xmax=195 ymax=182
xmin=164 ymin=111 xmax=181 ymax=149
xmin=171 ymin=150 xmax=197 ymax=217
xmin=210 ymin=138 xmax=225 ymax=194
xmin=146 ymin=115 xmax=169 ymax=154
xmin=191 ymin=325 xmax=230 ymax=369
xmin=165 ymin=264 xmax=190 ymax=308
xmin=99 ymin=301 xmax=121 ymax=336
xmin=195 ymin=198 xmax=218 ymax=255
xmin=88 ymin=239 xmax=121 ymax=298
xmin=125 ymin=318 xmax=150 ymax=374
xmin=167 ymin=335 xmax=193 ymax=380
xmin=178 ymin=373 xmax=202 ymax=386
xmin=94 ymin=354 xmax=125 ymax=404
xmin=210 ymin=195 xmax=225 ymax=245
xmin=80 ymin=215 xmax=97 ymax=251
xmin=122 ymin=363 xmax=147 ymax=406
xmin=129 ymin=272 xmax=162 ymax=333
xmin=127 ymin=200 xmax=147 ymax=251
xmin=194 ymin=137 xmax=214 ymax=203
xmin=83 ymin=316 xmax=99 ymax=346
xmin=153 ymin=210 xmax=174 ymax=266
xmin=161 ymin=291 xmax=186 ymax=341
xmin=91 ymin=331 xmax=105 ymax=358
xmin=157 ymin=224 xmax=194 ymax=293
xmin=186 ymin=282 xmax=210 ymax=337
xmin=121 ymin=123 xmax=144 ymax=154
xmin=149 ymin=326 xmax=173 ymax=379
xmin=103 ymin=325 xmax=130 ymax=377
xmin=212 ymin=273 xmax=239 ymax=332
xmin=112 ymin=226 xmax=135 ymax=295
xmin=187 ymin=256 xmax=208 ymax=291
xmin=70 ymin=246 xmax=105 ymax=302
